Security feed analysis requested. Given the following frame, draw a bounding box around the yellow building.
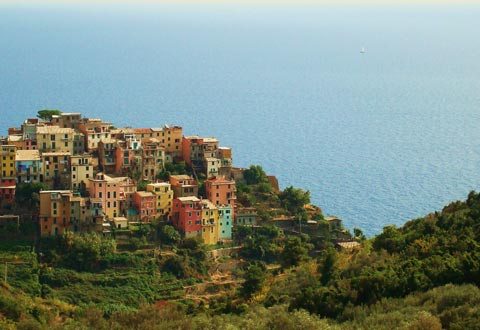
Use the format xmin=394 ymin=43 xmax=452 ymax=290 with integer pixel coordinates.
xmin=146 ymin=182 xmax=174 ymax=220
xmin=200 ymin=199 xmax=220 ymax=245
xmin=0 ymin=145 xmax=16 ymax=179
xmin=133 ymin=125 xmax=183 ymax=159
xmin=70 ymin=154 xmax=94 ymax=192
xmin=36 ymin=125 xmax=80 ymax=154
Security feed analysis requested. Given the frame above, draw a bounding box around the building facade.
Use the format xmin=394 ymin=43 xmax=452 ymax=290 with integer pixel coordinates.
xmin=169 ymin=175 xmax=198 ymax=198
xmin=70 ymin=154 xmax=94 ymax=192
xmin=133 ymin=191 xmax=156 ymax=222
xmin=235 ymin=207 xmax=258 ymax=226
xmin=205 ymin=176 xmax=236 ymax=211
xmin=36 ymin=126 xmax=80 ymax=154
xmin=146 ymin=182 xmax=174 ymax=220
xmin=172 ymin=196 xmax=202 ymax=238
xmin=15 ymin=150 xmax=41 ymax=183
xmin=200 ymin=199 xmax=220 ymax=245
xmin=218 ymin=204 xmax=233 ymax=240
xmin=0 ymin=145 xmax=16 ymax=179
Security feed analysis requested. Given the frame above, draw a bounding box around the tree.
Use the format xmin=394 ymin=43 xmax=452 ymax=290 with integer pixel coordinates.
xmin=15 ymin=182 xmax=48 ymax=210
xmin=280 ymin=236 xmax=313 ymax=268
xmin=60 ymin=232 xmax=116 ymax=271
xmin=257 ymin=182 xmax=272 ymax=193
xmin=137 ymin=180 xmax=149 ymax=191
xmin=159 ymin=225 xmax=180 ymax=246
xmin=37 ymin=109 xmax=61 ymax=121
xmin=354 ymin=228 xmax=366 ymax=241
xmin=241 ymin=262 xmax=267 ymax=298
xmin=373 ymin=225 xmax=404 ymax=253
xmin=279 ymin=186 xmax=310 ymax=215
xmin=319 ymin=248 xmax=337 ymax=286
xmin=161 ymin=256 xmax=187 ymax=278
xmin=244 ymin=165 xmax=268 ymax=185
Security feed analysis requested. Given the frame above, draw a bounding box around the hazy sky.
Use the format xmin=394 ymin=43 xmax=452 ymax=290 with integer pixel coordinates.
xmin=1 ymin=0 xmax=480 ymax=5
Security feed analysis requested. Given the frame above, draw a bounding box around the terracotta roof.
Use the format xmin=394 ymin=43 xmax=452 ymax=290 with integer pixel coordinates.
xmin=42 ymin=152 xmax=71 ymax=156
xmin=36 ymin=126 xmax=75 ymax=134
xmin=336 ymin=241 xmax=361 ymax=249
xmin=135 ymin=191 xmax=155 ymax=198
xmin=325 ymin=216 xmax=341 ymax=222
xmin=207 ymin=176 xmax=234 ymax=184
xmin=134 ymin=128 xmax=152 ymax=134
xmin=177 ymin=196 xmax=200 ymax=203
xmin=147 ymin=182 xmax=171 ymax=187
xmin=15 ymin=150 xmax=40 ymax=161
xmin=170 ymin=175 xmax=193 ymax=180
xmin=8 ymin=135 xmax=22 ymax=142
xmin=200 ymin=199 xmax=216 ymax=209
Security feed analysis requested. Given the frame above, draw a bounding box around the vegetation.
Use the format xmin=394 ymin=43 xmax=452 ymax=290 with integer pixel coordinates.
xmin=243 ymin=165 xmax=268 ymax=185
xmin=37 ymin=109 xmax=62 ymax=121
xmin=14 ymin=182 xmax=48 ymax=210
xmin=2 ymin=190 xmax=480 ymax=329
xmin=279 ymin=186 xmax=311 ymax=215
xmin=156 ymin=161 xmax=189 ymax=181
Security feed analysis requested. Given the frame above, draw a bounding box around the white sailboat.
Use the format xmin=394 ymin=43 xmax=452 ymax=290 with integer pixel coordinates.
xmin=360 ymin=47 xmax=366 ymax=54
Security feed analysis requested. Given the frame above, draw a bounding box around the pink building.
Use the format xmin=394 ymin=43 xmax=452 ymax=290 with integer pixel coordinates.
xmin=88 ymin=173 xmax=135 ymax=219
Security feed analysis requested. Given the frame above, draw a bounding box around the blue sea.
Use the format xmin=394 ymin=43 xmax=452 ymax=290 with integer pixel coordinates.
xmin=1 ymin=3 xmax=480 ymax=235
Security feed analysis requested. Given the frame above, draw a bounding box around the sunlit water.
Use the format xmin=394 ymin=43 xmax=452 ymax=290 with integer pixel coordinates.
xmin=1 ymin=3 xmax=480 ymax=235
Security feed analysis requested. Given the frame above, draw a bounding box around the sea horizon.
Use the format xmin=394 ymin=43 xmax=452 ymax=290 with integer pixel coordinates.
xmin=1 ymin=3 xmax=480 ymax=235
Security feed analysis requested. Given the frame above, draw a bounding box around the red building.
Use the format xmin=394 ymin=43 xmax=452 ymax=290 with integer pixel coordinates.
xmin=172 ymin=196 xmax=202 ymax=238
xmin=133 ymin=191 xmax=156 ymax=222
xmin=0 ymin=178 xmax=15 ymax=206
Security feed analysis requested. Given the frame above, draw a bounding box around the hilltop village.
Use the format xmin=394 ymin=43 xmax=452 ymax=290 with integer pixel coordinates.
xmin=1 ymin=111 xmax=480 ymax=330
xmin=0 ymin=110 xmax=348 ymax=245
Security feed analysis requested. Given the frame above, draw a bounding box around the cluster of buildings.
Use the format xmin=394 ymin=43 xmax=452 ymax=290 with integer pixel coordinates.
xmin=0 ymin=112 xmax=258 ymax=244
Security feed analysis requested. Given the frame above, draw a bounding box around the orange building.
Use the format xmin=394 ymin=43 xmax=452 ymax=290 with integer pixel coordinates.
xmin=133 ymin=125 xmax=183 ymax=159
xmin=169 ymin=175 xmax=198 ymax=198
xmin=39 ymin=190 xmax=87 ymax=236
xmin=181 ymin=136 xmax=218 ymax=171
xmin=78 ymin=118 xmax=113 ymax=151
xmin=205 ymin=176 xmax=236 ymax=210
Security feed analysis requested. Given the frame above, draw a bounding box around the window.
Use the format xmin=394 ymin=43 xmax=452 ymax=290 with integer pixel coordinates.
xmin=50 ymin=135 xmax=55 ymax=141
